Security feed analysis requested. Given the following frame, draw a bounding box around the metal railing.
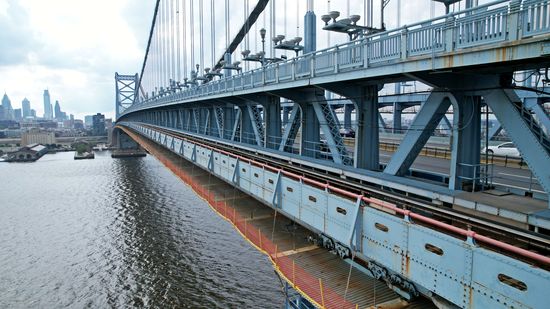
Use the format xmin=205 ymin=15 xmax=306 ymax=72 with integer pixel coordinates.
xmin=457 ymin=162 xmax=495 ymax=192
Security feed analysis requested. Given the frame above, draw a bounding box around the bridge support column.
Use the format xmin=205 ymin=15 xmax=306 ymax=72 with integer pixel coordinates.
xmin=115 ymin=129 xmax=139 ymax=149
xmin=355 ymin=86 xmax=380 ymax=170
xmin=321 ymin=83 xmax=381 ymax=170
xmin=449 ymin=95 xmax=481 ymax=190
xmin=344 ymin=104 xmax=353 ymax=130
xmin=276 ymin=88 xmax=350 ymax=163
xmin=392 ymin=102 xmax=402 ymax=134
xmin=298 ymin=100 xmax=320 ymax=158
xmin=200 ymin=108 xmax=209 ymax=135
xmin=245 ymin=94 xmax=282 ymax=149
xmin=240 ymin=105 xmax=255 ymax=145
xmin=263 ymin=99 xmax=281 ymax=149
xmin=223 ymin=106 xmax=236 ymax=140
xmin=209 ymin=107 xmax=218 ymax=136
xmin=282 ymin=106 xmax=290 ymax=124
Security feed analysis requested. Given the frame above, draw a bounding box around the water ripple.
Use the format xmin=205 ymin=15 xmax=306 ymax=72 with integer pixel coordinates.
xmin=0 ymin=151 xmax=282 ymax=308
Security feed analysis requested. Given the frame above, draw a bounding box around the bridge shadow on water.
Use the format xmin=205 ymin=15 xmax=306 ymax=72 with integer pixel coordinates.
xmin=107 ymin=150 xmax=282 ymax=307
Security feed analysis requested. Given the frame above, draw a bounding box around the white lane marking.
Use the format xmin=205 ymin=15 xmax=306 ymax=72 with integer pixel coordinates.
xmin=498 ymin=172 xmax=533 ymax=180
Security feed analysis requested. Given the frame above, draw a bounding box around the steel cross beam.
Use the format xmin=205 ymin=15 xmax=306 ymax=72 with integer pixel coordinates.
xmin=115 ymin=73 xmax=139 ymax=120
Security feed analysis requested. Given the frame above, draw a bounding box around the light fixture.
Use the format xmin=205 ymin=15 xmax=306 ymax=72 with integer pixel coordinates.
xmin=259 ymin=28 xmax=267 ymax=39
xmin=329 ymin=11 xmax=340 ymax=22
xmin=321 ymin=14 xmax=331 ymax=25
xmin=241 ymin=49 xmax=251 ymax=58
xmin=349 ymin=15 xmax=361 ymax=25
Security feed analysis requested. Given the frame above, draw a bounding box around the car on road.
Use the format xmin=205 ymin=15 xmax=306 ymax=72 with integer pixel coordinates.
xmin=483 ymin=142 xmax=521 ymax=157
xmin=339 ymin=128 xmax=355 ymax=138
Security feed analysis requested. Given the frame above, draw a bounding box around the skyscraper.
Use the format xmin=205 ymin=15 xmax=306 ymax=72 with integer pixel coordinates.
xmin=14 ymin=109 xmax=22 ymax=120
xmin=54 ymin=100 xmax=61 ymax=120
xmin=22 ymin=98 xmax=31 ymax=118
xmin=2 ymin=93 xmax=14 ymax=120
xmin=92 ymin=113 xmax=106 ymax=136
xmin=43 ymin=89 xmax=52 ymax=120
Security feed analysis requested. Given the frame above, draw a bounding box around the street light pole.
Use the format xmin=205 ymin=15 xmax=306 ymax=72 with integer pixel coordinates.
xmin=260 ymin=28 xmax=267 ymax=65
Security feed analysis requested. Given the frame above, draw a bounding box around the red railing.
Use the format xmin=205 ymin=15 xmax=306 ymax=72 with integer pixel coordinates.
xmin=123 ymin=128 xmax=357 ymax=308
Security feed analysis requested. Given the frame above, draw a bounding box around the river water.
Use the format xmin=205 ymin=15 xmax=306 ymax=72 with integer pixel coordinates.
xmin=0 ymin=151 xmax=282 ymax=308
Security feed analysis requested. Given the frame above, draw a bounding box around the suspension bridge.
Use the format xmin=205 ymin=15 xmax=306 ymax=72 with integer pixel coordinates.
xmin=114 ymin=0 xmax=550 ymax=307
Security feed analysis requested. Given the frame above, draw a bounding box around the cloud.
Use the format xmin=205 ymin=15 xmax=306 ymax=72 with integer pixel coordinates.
xmin=0 ymin=0 xmax=40 ymax=66
xmin=0 ymin=0 xmax=155 ymax=120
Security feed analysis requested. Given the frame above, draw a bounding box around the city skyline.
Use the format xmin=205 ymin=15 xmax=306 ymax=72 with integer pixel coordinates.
xmin=1 ymin=89 xmax=73 ymax=120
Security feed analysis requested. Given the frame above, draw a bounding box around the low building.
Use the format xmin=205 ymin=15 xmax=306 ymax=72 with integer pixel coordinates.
xmin=7 ymin=144 xmax=48 ymax=162
xmin=21 ymin=130 xmax=56 ymax=145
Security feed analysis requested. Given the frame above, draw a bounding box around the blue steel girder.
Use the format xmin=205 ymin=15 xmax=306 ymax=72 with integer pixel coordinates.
xmin=384 ymin=91 xmax=452 ymax=177
xmin=214 ymin=107 xmax=224 ymax=138
xmin=378 ymin=113 xmax=390 ymax=133
xmin=279 ymin=104 xmax=301 ymax=153
xmin=231 ymin=108 xmax=241 ymax=142
xmin=246 ymin=105 xmax=264 ymax=147
xmin=243 ymin=94 xmax=282 ymax=150
xmin=484 ymin=88 xmax=550 ymax=200
xmin=203 ymin=108 xmax=211 ymax=135
xmin=192 ymin=108 xmax=200 ymax=133
xmin=524 ymin=98 xmax=550 ymax=134
xmin=273 ymin=88 xmax=350 ymax=165
xmin=321 ymin=83 xmax=381 ymax=170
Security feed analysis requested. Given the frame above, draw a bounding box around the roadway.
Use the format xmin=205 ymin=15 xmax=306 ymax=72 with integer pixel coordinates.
xmin=379 ymin=151 xmax=544 ymax=193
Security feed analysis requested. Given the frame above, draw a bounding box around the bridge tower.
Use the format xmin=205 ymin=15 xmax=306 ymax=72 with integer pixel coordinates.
xmin=115 ymin=73 xmax=139 ymax=120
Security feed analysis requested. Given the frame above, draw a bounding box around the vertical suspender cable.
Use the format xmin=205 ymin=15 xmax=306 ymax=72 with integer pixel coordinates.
xmin=190 ymin=0 xmax=195 ymax=71
xmin=163 ymin=0 xmax=168 ymax=88
xmin=199 ymin=0 xmax=204 ymax=74
xmin=166 ymin=0 xmax=171 ymax=86
xmin=176 ymin=0 xmax=181 ymax=82
xmin=284 ymin=0 xmax=287 ymax=36
xmin=160 ymin=0 xmax=165 ymax=89
xmin=171 ymin=0 xmax=176 ymax=83
xmin=296 ymin=1 xmax=299 ymax=37
xmin=397 ymin=0 xmax=401 ymax=28
xmin=182 ymin=0 xmax=187 ymax=79
xmin=138 ymin=0 xmax=161 ymax=98
xmin=211 ymin=0 xmax=215 ymax=68
xmin=167 ymin=0 xmax=171 ymax=84
xmin=270 ymin=0 xmax=275 ymax=57
xmin=162 ymin=0 xmax=167 ymax=88
xmin=243 ymin=0 xmax=248 ymax=71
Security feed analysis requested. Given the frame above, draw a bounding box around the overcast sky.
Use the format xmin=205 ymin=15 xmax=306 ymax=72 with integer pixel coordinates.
xmin=0 ymin=0 xmax=155 ymax=120
xmin=0 ymin=0 xmax=487 ymax=120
